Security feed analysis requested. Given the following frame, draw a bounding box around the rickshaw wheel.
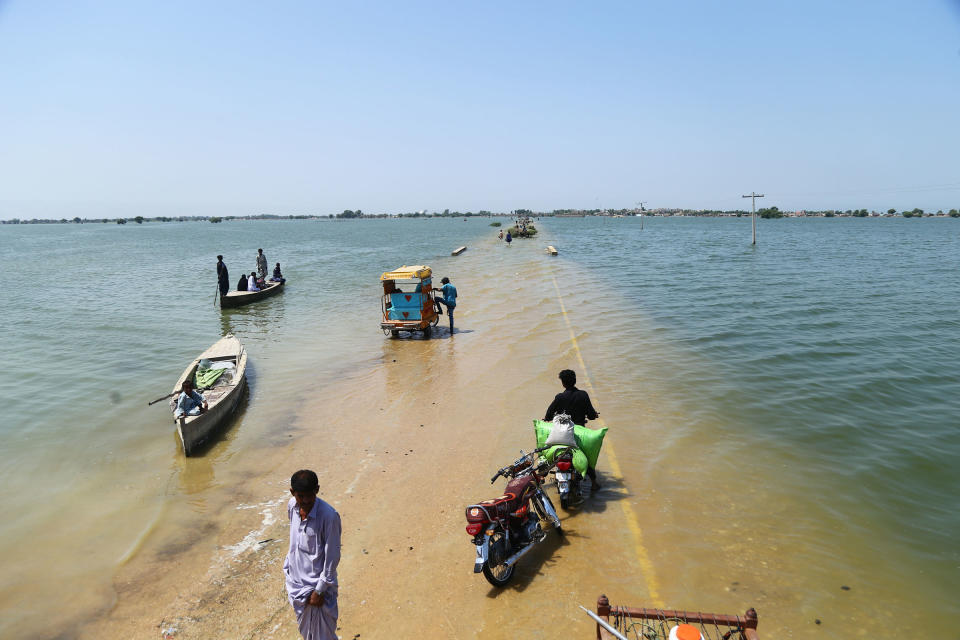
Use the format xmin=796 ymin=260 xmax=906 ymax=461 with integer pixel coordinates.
xmin=430 ymin=314 xmax=440 ymax=327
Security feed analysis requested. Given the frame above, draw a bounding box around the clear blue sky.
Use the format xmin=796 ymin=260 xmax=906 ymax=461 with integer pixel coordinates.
xmin=1 ymin=0 xmax=958 ymax=218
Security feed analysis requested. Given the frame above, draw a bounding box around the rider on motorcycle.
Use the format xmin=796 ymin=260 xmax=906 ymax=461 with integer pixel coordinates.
xmin=544 ymin=369 xmax=601 ymax=490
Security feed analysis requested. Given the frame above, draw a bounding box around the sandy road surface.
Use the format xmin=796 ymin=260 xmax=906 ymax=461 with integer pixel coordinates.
xmin=81 ymin=248 xmax=662 ymax=640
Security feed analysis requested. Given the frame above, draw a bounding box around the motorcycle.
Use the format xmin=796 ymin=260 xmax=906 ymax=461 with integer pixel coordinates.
xmin=464 ymin=446 xmax=563 ymax=586
xmin=552 ymin=446 xmax=584 ymax=509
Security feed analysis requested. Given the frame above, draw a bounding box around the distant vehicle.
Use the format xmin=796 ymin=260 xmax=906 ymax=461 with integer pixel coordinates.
xmin=380 ymin=265 xmax=441 ymax=338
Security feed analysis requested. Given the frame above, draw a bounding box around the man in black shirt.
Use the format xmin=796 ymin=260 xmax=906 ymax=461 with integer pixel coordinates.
xmin=544 ymin=369 xmax=602 ymax=490
xmin=216 ymin=255 xmax=230 ymax=296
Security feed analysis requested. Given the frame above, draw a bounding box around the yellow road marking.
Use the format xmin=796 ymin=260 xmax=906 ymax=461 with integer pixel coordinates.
xmin=551 ymin=275 xmax=663 ymax=607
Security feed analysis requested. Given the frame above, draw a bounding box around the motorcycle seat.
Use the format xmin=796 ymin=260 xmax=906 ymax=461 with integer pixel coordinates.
xmin=470 ymin=494 xmax=516 ymax=521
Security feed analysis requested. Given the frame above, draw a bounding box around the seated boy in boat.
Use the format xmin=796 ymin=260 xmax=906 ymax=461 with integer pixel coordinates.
xmin=270 ymin=263 xmax=285 ymax=283
xmin=174 ymin=379 xmax=208 ymax=419
xmin=247 ymin=272 xmax=261 ymax=292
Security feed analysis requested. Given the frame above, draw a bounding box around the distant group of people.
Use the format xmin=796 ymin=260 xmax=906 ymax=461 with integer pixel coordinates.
xmin=216 ymin=248 xmax=285 ymax=297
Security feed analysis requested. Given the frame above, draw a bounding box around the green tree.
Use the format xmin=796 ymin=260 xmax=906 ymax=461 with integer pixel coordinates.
xmin=134 ymin=216 xmax=144 ymax=224
xmin=948 ymin=209 xmax=959 ymax=218
xmin=758 ymin=206 xmax=783 ymax=219
xmin=72 ymin=216 xmax=82 ymax=223
xmin=887 ymin=208 xmax=896 ymax=215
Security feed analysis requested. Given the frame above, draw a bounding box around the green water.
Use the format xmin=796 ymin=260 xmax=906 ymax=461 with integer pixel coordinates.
xmin=1 ymin=217 xmax=957 ymax=636
xmin=545 ymin=216 xmax=960 ymax=632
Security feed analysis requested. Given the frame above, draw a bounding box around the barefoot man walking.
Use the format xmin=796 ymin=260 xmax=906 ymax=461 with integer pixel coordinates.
xmin=284 ymin=469 xmax=342 ymax=640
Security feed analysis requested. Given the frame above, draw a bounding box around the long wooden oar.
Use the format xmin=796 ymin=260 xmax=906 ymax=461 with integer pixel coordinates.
xmin=214 ymin=283 xmax=220 ymax=307
xmin=148 ymin=390 xmax=178 ymax=406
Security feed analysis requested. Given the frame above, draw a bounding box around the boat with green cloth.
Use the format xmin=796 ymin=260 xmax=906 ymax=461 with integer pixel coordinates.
xmin=169 ymin=334 xmax=247 ymax=455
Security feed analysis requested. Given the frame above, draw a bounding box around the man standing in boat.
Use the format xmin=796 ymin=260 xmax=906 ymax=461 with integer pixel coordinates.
xmin=256 ymin=248 xmax=268 ymax=281
xmin=544 ymin=369 xmax=602 ymax=490
xmin=284 ymin=469 xmax=341 ymax=640
xmin=216 ymin=255 xmax=229 ymax=297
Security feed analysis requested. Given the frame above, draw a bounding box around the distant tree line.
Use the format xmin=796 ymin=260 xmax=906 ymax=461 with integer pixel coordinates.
xmin=4 ymin=206 xmax=959 ymax=224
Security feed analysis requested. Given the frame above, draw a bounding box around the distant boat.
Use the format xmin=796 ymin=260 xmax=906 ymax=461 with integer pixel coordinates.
xmin=170 ymin=334 xmax=247 ymax=455
xmin=220 ymin=280 xmax=284 ymax=308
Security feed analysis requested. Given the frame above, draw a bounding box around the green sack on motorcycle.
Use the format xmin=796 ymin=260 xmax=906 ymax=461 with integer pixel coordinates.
xmin=533 ymin=419 xmax=607 ymax=469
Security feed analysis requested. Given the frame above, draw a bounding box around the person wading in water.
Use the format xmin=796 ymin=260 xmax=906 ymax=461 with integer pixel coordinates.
xmin=433 ymin=276 xmax=458 ymax=335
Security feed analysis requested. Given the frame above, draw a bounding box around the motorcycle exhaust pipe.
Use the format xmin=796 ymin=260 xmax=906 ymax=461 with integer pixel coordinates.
xmin=503 ymin=540 xmax=538 ymax=568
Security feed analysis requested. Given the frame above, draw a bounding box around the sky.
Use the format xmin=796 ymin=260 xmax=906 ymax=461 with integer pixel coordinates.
xmin=1 ymin=0 xmax=959 ymax=219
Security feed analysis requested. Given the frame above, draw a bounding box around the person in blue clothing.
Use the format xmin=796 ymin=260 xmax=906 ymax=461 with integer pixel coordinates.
xmin=433 ymin=276 xmax=457 ymax=334
xmin=174 ymin=379 xmax=208 ymax=419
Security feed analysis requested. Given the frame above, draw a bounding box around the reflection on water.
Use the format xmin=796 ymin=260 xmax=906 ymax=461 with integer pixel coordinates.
xmin=172 ymin=442 xmax=217 ymax=495
xmin=219 ymin=292 xmax=288 ymax=339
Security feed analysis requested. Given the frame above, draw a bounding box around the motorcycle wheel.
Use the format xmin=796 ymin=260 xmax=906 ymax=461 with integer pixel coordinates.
xmin=481 ymin=531 xmax=515 ymax=587
xmin=560 ymin=494 xmax=570 ymax=510
xmin=532 ymin=492 xmax=563 ymax=537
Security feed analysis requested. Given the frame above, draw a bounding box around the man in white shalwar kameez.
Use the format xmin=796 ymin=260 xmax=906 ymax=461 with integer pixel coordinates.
xmin=284 ymin=469 xmax=342 ymax=640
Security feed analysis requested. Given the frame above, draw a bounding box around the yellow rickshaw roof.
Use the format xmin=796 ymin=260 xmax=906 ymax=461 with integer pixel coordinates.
xmin=381 ymin=265 xmax=432 ymax=281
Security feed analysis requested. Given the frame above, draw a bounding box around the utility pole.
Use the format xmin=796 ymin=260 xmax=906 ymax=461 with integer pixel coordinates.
xmin=742 ymin=192 xmax=764 ymax=244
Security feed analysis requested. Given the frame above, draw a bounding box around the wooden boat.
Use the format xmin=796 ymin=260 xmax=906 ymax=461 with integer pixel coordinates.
xmin=170 ymin=334 xmax=247 ymax=455
xmin=451 ymin=246 xmax=467 ymax=256
xmin=220 ymin=280 xmax=284 ymax=308
xmin=546 ymin=245 xmax=558 ymax=255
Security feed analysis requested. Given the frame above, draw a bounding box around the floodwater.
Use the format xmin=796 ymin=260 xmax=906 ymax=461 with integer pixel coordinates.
xmin=0 ymin=216 xmax=957 ymax=638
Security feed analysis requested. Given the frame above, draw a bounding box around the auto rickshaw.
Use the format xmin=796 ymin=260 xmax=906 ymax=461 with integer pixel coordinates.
xmin=380 ymin=265 xmax=441 ymax=338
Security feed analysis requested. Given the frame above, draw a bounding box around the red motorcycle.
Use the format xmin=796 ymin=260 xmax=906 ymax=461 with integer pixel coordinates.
xmin=464 ymin=447 xmax=562 ymax=586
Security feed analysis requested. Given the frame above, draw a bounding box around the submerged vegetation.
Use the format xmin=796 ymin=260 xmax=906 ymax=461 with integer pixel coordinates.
xmin=490 ymin=222 xmax=501 ymax=227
